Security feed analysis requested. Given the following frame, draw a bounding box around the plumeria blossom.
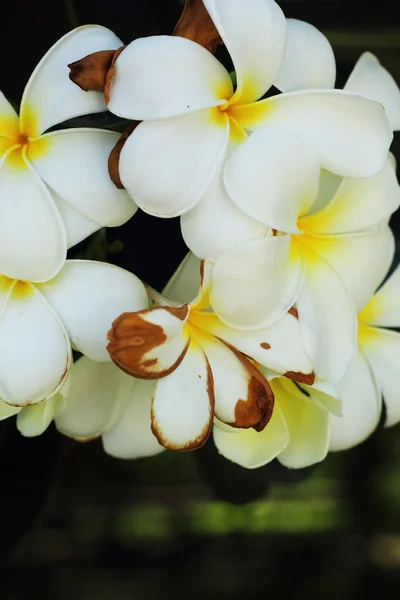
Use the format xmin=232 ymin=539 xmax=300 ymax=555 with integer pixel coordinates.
xmin=0 ymin=260 xmax=147 ymax=408
xmin=107 ymin=258 xmax=314 ymax=451
xmin=214 ymin=374 xmax=341 ymax=469
xmin=330 ymin=262 xmax=400 ymax=451
xmin=105 ymin=0 xmax=391 ymax=217
xmin=0 ymin=25 xmax=136 ymax=282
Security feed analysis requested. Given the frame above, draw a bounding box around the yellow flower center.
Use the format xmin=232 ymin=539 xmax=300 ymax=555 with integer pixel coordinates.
xmin=0 ymin=107 xmax=49 ymax=170
xmin=0 ymin=275 xmax=33 ymax=299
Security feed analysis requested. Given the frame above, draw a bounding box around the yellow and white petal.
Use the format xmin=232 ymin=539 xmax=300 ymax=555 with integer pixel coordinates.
xmin=17 ymin=396 xmax=59 ymax=437
xmin=299 ymin=226 xmax=395 ymax=313
xmin=151 ymin=343 xmax=214 ymax=450
xmin=102 ymin=379 xmax=164 ymax=459
xmin=201 ymin=335 xmax=274 ymax=429
xmin=274 ymin=378 xmax=330 ymax=468
xmin=300 ymin=157 xmax=400 ymax=235
xmin=329 ymin=349 xmax=381 ymax=450
xmin=0 ymin=399 xmax=21 ymax=420
xmin=108 ymin=305 xmax=190 ymax=379
xmin=37 ymin=260 xmax=148 ymax=362
xmin=31 ymin=129 xmax=136 ymax=229
xmin=203 ymin=0 xmax=286 ymax=105
xmin=55 ymin=357 xmax=133 ymax=441
xmin=0 ymin=156 xmax=67 ymax=282
xmin=203 ymin=311 xmax=314 ymax=381
xmin=360 ymin=327 xmax=400 ymax=428
xmin=345 ymin=52 xmax=400 ymax=131
xmin=274 ymin=19 xmax=336 ymax=92
xmin=295 ymin=243 xmax=357 ymax=383
xmin=224 ymin=126 xmax=321 ymax=231
xmin=0 ymin=282 xmax=71 ymax=406
xmin=163 ymin=253 xmax=202 ymax=305
xmin=109 ymin=35 xmax=232 ymax=120
xmin=211 ymin=234 xmax=304 ymax=330
xmin=358 ymin=265 xmax=400 ymax=328
xmin=181 ymin=164 xmax=267 ymax=260
xmin=20 ymin=25 xmax=122 ymax=137
xmin=232 ymin=90 xmax=392 ymax=178
xmin=213 ymin=402 xmax=289 ymax=469
xmin=119 ymin=109 xmax=229 ymax=217
xmin=0 ymin=91 xmax=20 ymax=139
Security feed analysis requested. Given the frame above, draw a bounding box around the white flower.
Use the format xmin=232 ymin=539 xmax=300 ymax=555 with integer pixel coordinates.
xmin=105 ymin=1 xmax=391 ymax=217
xmin=213 ymin=375 xmax=341 ymax=469
xmin=0 ymin=260 xmax=147 ymax=407
xmin=0 ymin=25 xmax=136 ymax=282
xmin=107 ymin=255 xmax=313 ymax=451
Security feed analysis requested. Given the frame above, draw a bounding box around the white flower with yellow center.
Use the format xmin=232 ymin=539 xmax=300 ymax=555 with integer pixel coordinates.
xmin=0 ymin=25 xmax=136 ymax=282
xmin=107 ymin=255 xmax=314 ymax=451
xmin=106 ymin=0 xmax=391 ymax=217
xmin=0 ymin=260 xmax=147 ymax=408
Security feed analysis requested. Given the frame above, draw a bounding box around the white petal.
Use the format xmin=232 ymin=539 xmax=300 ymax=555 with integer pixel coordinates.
xmin=296 ymin=244 xmax=357 ymax=383
xmin=0 ymin=156 xmax=67 ymax=282
xmin=360 ymin=328 xmax=400 ymax=428
xmin=162 ymin=253 xmax=202 ymax=305
xmin=17 ymin=396 xmax=59 ymax=437
xmin=37 ymin=260 xmax=148 ymax=361
xmin=300 ymin=157 xmax=400 ymax=235
xmin=55 ymin=357 xmax=133 ymax=440
xmin=102 ymin=379 xmax=164 ymax=459
xmin=52 ymin=190 xmax=100 ymax=248
xmin=299 ymin=226 xmax=395 ymax=313
xmin=275 ymin=378 xmax=330 ymax=468
xmin=20 ymin=25 xmax=123 ymax=136
xmin=0 ymin=281 xmax=70 ymax=406
xmin=213 ymin=402 xmax=289 ymax=469
xmin=203 ymin=0 xmax=286 ymax=104
xmin=274 ymin=19 xmax=336 ymax=92
xmin=181 ymin=164 xmax=267 ymax=260
xmin=211 ymin=234 xmax=304 ymax=329
xmin=32 ymin=129 xmax=136 ymax=228
xmin=329 ymin=350 xmax=381 ymax=450
xmin=0 ymin=399 xmax=21 ymax=421
xmin=0 ymin=91 xmax=20 ymax=139
xmin=202 ymin=311 xmax=314 ymax=382
xmin=224 ymin=126 xmax=321 ymax=231
xmin=151 ymin=343 xmax=214 ymax=450
xmin=107 ymin=305 xmax=190 ymax=379
xmin=119 ymin=109 xmax=229 ymax=217
xmin=109 ymin=36 xmax=232 ymax=119
xmin=358 ymin=265 xmax=400 ymax=328
xmin=233 ymin=90 xmax=392 ymax=177
xmin=345 ymin=52 xmax=400 ymax=131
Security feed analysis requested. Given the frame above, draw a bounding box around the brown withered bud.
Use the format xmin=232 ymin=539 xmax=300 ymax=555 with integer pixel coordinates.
xmin=108 ymin=121 xmax=140 ymax=189
xmin=104 ymin=45 xmax=127 ymax=104
xmin=173 ymin=0 xmax=222 ymax=54
xmin=68 ymin=49 xmax=117 ymax=92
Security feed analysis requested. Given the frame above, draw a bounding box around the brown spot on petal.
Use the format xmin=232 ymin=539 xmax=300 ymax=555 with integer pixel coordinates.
xmin=285 ymin=371 xmax=315 ymax=386
xmin=108 ymin=121 xmax=140 ymax=189
xmin=104 ymin=45 xmax=127 ymax=104
xmin=288 ymin=307 xmax=299 ymax=319
xmin=164 ymin=305 xmax=189 ymax=321
xmin=173 ymin=0 xmax=222 ymax=54
xmin=200 ymin=260 xmax=205 ymax=286
xmin=260 ymin=342 xmax=271 ymax=350
xmin=68 ymin=49 xmax=116 ymax=92
xmin=107 ymin=307 xmax=190 ymax=380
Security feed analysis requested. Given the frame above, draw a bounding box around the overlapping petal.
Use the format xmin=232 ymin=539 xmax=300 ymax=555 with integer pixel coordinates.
xmin=20 ymin=25 xmax=122 ymax=136
xmin=231 ymin=90 xmax=392 ymax=177
xmin=31 ymin=129 xmax=136 ymax=229
xmin=162 ymin=253 xmax=202 ymax=305
xmin=274 ymin=19 xmax=336 ymax=92
xmin=345 ymin=52 xmax=400 ymax=131
xmin=119 ymin=108 xmax=229 ymax=217
xmin=17 ymin=396 xmax=58 ymax=437
xmin=224 ymin=126 xmax=321 ymax=231
xmin=211 ymin=234 xmax=304 ymax=329
xmin=109 ymin=36 xmax=232 ymax=120
xmin=0 ymin=92 xmax=19 ymax=139
xmin=37 ymin=261 xmax=148 ymax=361
xmin=203 ymin=0 xmax=286 ymax=104
xmin=358 ymin=265 xmax=400 ymax=327
xmin=52 ymin=190 xmax=100 ymax=248
xmin=0 ymin=400 xmax=21 ymax=420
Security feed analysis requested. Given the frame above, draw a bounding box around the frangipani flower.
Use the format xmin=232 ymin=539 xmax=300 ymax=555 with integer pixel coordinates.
xmin=330 ymin=263 xmax=400 ymax=450
xmin=0 ymin=25 xmax=136 ymax=282
xmin=105 ymin=0 xmax=391 ymax=217
xmin=214 ymin=374 xmax=341 ymax=469
xmin=0 ymin=260 xmax=147 ymax=408
xmin=107 ymin=259 xmax=314 ymax=451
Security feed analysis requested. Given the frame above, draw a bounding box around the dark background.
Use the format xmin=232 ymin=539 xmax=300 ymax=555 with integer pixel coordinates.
xmin=1 ymin=1 xmax=400 ymax=598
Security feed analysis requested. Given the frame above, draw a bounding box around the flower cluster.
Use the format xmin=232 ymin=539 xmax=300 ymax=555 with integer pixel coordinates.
xmin=1 ymin=0 xmax=400 ymax=471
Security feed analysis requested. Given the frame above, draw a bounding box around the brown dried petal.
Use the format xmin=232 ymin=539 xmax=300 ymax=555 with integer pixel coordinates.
xmin=68 ymin=49 xmax=117 ymax=92
xmin=108 ymin=122 xmax=140 ymax=189
xmin=173 ymin=0 xmax=222 ymax=54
